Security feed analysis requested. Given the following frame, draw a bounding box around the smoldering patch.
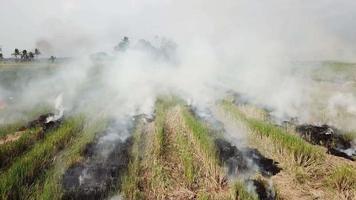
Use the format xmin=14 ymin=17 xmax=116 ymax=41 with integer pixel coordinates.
xmin=62 ymin=119 xmax=135 ymax=200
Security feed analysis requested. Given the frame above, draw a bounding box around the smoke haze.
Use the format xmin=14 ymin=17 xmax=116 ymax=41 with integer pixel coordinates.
xmin=1 ymin=0 xmax=356 ymax=130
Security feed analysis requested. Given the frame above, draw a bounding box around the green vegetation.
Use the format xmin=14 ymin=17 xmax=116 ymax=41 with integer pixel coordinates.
xmin=221 ymin=100 xmax=324 ymax=167
xmin=26 ymin=119 xmax=107 ymax=200
xmin=181 ymin=107 xmax=219 ymax=168
xmin=231 ymin=181 xmax=258 ymax=200
xmin=0 ymin=127 xmax=41 ymax=170
xmin=176 ymin=129 xmax=196 ymax=185
xmin=327 ymin=165 xmax=356 ymax=193
xmin=0 ymin=106 xmax=51 ymax=139
xmin=122 ymin=121 xmax=145 ymax=200
xmin=0 ymin=122 xmax=24 ymax=138
xmin=153 ymin=96 xmax=183 ymax=157
xmin=0 ymin=117 xmax=84 ymax=199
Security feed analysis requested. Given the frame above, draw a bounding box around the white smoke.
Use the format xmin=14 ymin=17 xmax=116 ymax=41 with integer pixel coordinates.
xmin=0 ymin=0 xmax=355 ymax=131
xmin=46 ymin=93 xmax=64 ymax=123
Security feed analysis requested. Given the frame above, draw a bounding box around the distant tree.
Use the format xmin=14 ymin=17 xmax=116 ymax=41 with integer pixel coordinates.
xmin=34 ymin=48 xmax=41 ymax=58
xmin=12 ymin=48 xmax=20 ymax=60
xmin=49 ymin=56 xmax=56 ymax=63
xmin=114 ymin=36 xmax=130 ymax=52
xmin=21 ymin=50 xmax=28 ymax=61
xmin=0 ymin=53 xmax=3 ymax=61
xmin=28 ymin=52 xmax=35 ymax=61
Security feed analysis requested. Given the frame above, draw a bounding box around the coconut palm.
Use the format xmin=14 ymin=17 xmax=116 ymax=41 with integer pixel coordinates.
xmin=28 ymin=52 xmax=35 ymax=61
xmin=12 ymin=48 xmax=20 ymax=60
xmin=21 ymin=50 xmax=28 ymax=61
xmin=49 ymin=56 xmax=56 ymax=63
xmin=34 ymin=48 xmax=41 ymax=58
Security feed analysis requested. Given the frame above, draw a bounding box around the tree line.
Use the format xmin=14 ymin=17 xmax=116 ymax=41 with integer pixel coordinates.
xmin=11 ymin=48 xmax=41 ymax=61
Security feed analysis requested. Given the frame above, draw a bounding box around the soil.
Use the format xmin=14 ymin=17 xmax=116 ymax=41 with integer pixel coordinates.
xmin=62 ymin=134 xmax=133 ymax=200
xmin=295 ymin=124 xmax=354 ymax=160
xmin=25 ymin=113 xmax=62 ymax=132
xmin=249 ymin=179 xmax=275 ymax=200
xmin=245 ymin=148 xmax=282 ymax=176
xmin=214 ymin=138 xmax=249 ymax=175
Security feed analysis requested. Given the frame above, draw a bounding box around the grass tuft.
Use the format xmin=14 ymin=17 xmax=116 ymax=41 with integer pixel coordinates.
xmin=0 ymin=117 xmax=84 ymax=199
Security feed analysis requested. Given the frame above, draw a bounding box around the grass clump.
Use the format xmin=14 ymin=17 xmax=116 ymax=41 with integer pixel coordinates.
xmin=0 ymin=116 xmax=84 ymax=199
xmin=220 ymin=100 xmax=324 ymax=167
xmin=122 ymin=121 xmax=145 ymax=200
xmin=176 ymin=131 xmax=196 ymax=185
xmin=181 ymin=107 xmax=219 ymax=167
xmin=0 ymin=127 xmax=41 ymax=170
xmin=30 ymin=119 xmax=107 ymax=200
xmin=0 ymin=122 xmax=25 ymax=138
xmin=327 ymin=165 xmax=356 ymax=194
xmin=154 ymin=96 xmax=183 ymax=157
xmin=231 ymin=181 xmax=258 ymax=200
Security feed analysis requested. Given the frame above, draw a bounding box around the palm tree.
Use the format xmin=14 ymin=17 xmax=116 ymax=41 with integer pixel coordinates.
xmin=28 ymin=52 xmax=35 ymax=61
xmin=49 ymin=56 xmax=56 ymax=63
xmin=12 ymin=48 xmax=20 ymax=60
xmin=21 ymin=50 xmax=28 ymax=61
xmin=34 ymin=48 xmax=41 ymax=58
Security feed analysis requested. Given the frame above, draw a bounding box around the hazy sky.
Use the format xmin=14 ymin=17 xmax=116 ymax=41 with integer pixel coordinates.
xmin=0 ymin=0 xmax=355 ymax=60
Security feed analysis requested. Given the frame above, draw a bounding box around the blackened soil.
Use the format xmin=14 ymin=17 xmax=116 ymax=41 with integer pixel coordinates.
xmin=328 ymin=148 xmax=354 ymax=161
xmin=215 ymin=138 xmax=248 ymax=175
xmin=249 ymin=179 xmax=275 ymax=200
xmin=62 ymin=137 xmax=133 ymax=200
xmin=245 ymin=148 xmax=281 ymax=176
xmin=21 ymin=113 xmax=62 ymax=132
xmin=296 ymin=124 xmax=354 ymax=160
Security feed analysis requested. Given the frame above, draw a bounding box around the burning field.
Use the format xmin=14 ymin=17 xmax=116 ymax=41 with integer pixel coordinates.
xmin=1 ymin=1 xmax=356 ymax=199
xmin=0 ymin=43 xmax=356 ymax=200
xmin=0 ymin=85 xmax=355 ymax=200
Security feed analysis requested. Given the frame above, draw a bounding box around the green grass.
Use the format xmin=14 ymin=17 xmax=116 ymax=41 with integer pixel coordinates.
xmin=221 ymin=100 xmax=324 ymax=167
xmin=0 ymin=116 xmax=84 ymax=199
xmin=176 ymin=131 xmax=196 ymax=185
xmin=327 ymin=165 xmax=356 ymax=193
xmin=154 ymin=96 xmax=183 ymax=157
xmin=181 ymin=107 xmax=219 ymax=167
xmin=0 ymin=122 xmax=24 ymax=138
xmin=0 ymin=106 xmax=52 ymax=138
xmin=122 ymin=120 xmax=145 ymax=200
xmin=0 ymin=127 xmax=41 ymax=170
xmin=231 ymin=181 xmax=258 ymax=200
xmin=27 ymin=119 xmax=107 ymax=200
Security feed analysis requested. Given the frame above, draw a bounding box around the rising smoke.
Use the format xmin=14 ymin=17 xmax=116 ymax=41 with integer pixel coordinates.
xmin=0 ymin=0 xmax=356 ymax=130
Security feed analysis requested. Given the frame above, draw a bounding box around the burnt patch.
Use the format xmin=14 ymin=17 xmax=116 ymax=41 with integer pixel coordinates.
xmin=296 ymin=124 xmax=355 ymax=160
xmin=214 ymin=139 xmax=281 ymax=177
xmin=62 ymin=135 xmax=133 ymax=200
xmin=20 ymin=113 xmax=62 ymax=133
xmin=248 ymin=179 xmax=275 ymax=200
xmin=328 ymin=148 xmax=354 ymax=161
xmin=214 ymin=138 xmax=249 ymax=175
xmin=245 ymin=148 xmax=281 ymax=176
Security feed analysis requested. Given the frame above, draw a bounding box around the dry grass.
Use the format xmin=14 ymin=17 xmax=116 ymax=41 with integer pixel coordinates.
xmin=0 ymin=117 xmax=84 ymax=199
xmin=125 ymin=98 xmax=255 ymax=199
xmin=219 ymin=100 xmax=356 ymax=200
xmin=327 ymin=165 xmax=356 ymax=200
